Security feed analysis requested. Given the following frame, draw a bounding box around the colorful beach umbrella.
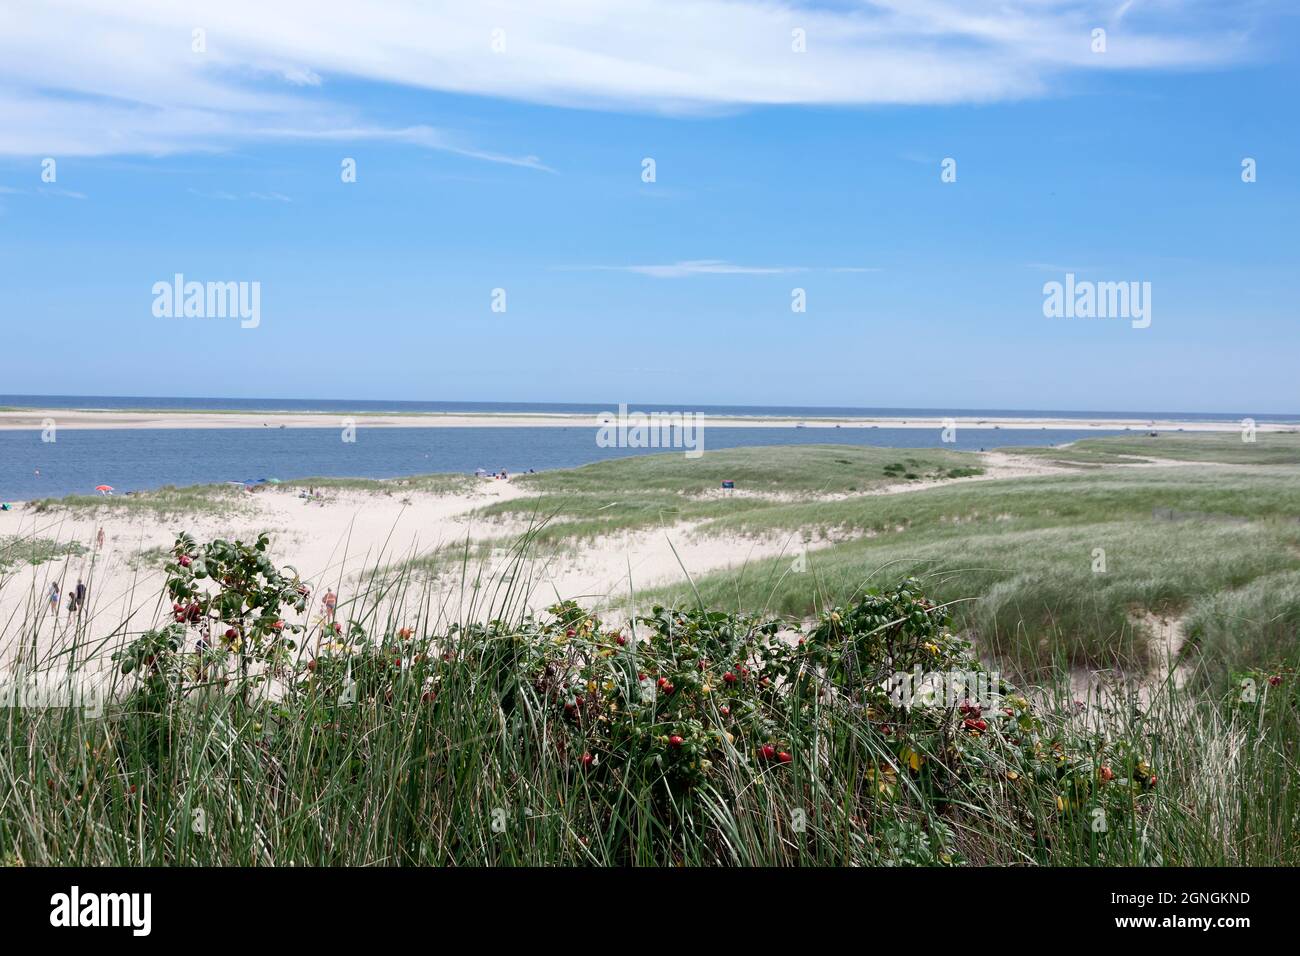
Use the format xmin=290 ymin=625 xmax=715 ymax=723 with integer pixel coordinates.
xmin=95 ymin=484 xmax=114 ymax=495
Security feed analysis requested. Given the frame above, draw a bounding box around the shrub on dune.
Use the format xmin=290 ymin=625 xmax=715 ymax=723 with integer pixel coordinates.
xmin=65 ymin=535 xmax=1186 ymax=866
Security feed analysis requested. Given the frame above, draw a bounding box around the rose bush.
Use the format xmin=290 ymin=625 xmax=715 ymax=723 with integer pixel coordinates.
xmin=108 ymin=536 xmax=1164 ymax=865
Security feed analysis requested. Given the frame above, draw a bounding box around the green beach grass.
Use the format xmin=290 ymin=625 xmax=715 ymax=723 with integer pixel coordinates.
xmin=31 ymin=483 xmax=249 ymax=519
xmin=1 ymin=434 xmax=1297 ymax=867
xmin=364 ymin=439 xmax=1300 ymax=686
xmin=0 ymin=535 xmax=88 ymax=572
xmin=1004 ymin=431 xmax=1300 ymax=467
xmin=2 ymin=547 xmax=1294 ymax=867
xmin=435 ymin=440 xmax=1300 ymax=691
xmin=646 ymin=463 xmax=1300 ymax=682
xmin=279 ymin=473 xmax=477 ymax=495
xmin=391 ymin=445 xmax=986 ymax=579
xmin=470 ymin=445 xmax=984 ymax=544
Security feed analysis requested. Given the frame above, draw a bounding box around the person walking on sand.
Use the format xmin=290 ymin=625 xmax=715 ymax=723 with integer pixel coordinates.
xmin=322 ymin=588 xmax=337 ymax=623
xmin=75 ymin=579 xmax=87 ymax=612
xmin=195 ymin=627 xmax=211 ymax=681
xmin=96 ymin=527 xmax=105 ymax=550
xmin=66 ymin=589 xmax=78 ymax=621
xmin=47 ymin=583 xmax=60 ymax=616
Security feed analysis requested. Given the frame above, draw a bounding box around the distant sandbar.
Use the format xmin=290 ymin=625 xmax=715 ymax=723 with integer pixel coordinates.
xmin=0 ymin=408 xmax=1291 ymax=433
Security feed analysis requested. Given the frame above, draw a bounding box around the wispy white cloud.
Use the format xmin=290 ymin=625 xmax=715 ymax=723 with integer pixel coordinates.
xmin=38 ymin=186 xmax=86 ymax=199
xmin=1026 ymin=261 xmax=1098 ymax=273
xmin=255 ymin=125 xmax=555 ymax=172
xmin=0 ymin=1 xmax=1261 ymax=161
xmin=628 ymin=261 xmax=802 ymax=278
xmin=0 ymin=184 xmax=87 ymax=198
xmin=189 ymin=188 xmax=291 ymax=202
xmin=566 ymin=259 xmax=878 ymax=278
xmin=188 ymin=188 xmax=239 ymax=201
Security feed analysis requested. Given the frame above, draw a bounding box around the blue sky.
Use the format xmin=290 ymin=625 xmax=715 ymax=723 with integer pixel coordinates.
xmin=1 ymin=1 xmax=1297 ymax=412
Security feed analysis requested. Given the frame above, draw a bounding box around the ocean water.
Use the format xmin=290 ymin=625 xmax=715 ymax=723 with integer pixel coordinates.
xmin=1 ymin=425 xmax=1123 ymax=501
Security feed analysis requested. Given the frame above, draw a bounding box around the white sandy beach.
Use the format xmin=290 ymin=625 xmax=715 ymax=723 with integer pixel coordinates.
xmin=0 ymin=408 xmax=1292 ymax=432
xmin=0 ymin=475 xmax=804 ymax=670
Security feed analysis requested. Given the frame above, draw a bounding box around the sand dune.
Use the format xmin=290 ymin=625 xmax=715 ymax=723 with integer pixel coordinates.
xmin=0 ymin=480 xmax=838 ymax=669
xmin=3 ymin=456 xmax=1060 ymax=667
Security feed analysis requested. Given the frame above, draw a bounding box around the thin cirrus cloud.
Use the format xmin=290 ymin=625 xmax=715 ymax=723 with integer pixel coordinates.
xmin=1026 ymin=262 xmax=1100 ymax=273
xmin=0 ymin=184 xmax=86 ymax=198
xmin=0 ymin=0 xmax=1261 ymax=165
xmin=565 ymin=260 xmax=879 ymax=278
xmin=187 ymin=188 xmax=291 ymax=202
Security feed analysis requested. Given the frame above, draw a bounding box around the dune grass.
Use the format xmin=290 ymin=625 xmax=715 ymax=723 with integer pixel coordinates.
xmin=0 ymin=535 xmax=88 ymax=572
xmin=31 ymin=483 xmax=248 ymax=519
xmin=471 ymin=445 xmax=984 ymax=546
xmin=1182 ymin=570 xmax=1300 ymax=693
xmin=278 ymin=474 xmax=477 ymax=495
xmin=26 ymin=473 xmax=474 ymax=521
xmin=390 ymin=446 xmax=987 ymax=577
xmin=645 ymin=465 xmax=1300 ymax=680
xmin=652 ymin=516 xmax=1299 ymax=677
xmin=1 ymin=545 xmax=1294 ymax=868
xmin=384 ymin=441 xmax=1300 ymax=686
xmin=513 ymin=444 xmax=982 ymax=495
xmin=1005 ymin=430 xmax=1300 ymax=467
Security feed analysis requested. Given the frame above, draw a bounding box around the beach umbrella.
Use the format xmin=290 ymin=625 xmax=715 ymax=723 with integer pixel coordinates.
xmin=95 ymin=484 xmax=114 ymax=495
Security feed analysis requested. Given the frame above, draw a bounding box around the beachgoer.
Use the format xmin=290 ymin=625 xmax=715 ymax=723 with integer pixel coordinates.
xmin=96 ymin=527 xmax=105 ymax=550
xmin=66 ymin=591 xmax=77 ymax=620
xmin=196 ymin=628 xmax=211 ymax=679
xmin=75 ymin=579 xmax=87 ymax=611
xmin=322 ymin=589 xmax=337 ymax=622
xmin=48 ymin=583 xmax=60 ymax=615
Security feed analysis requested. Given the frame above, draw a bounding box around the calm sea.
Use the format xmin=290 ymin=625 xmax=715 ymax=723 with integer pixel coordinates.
xmin=1 ymin=395 xmax=1291 ymax=501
